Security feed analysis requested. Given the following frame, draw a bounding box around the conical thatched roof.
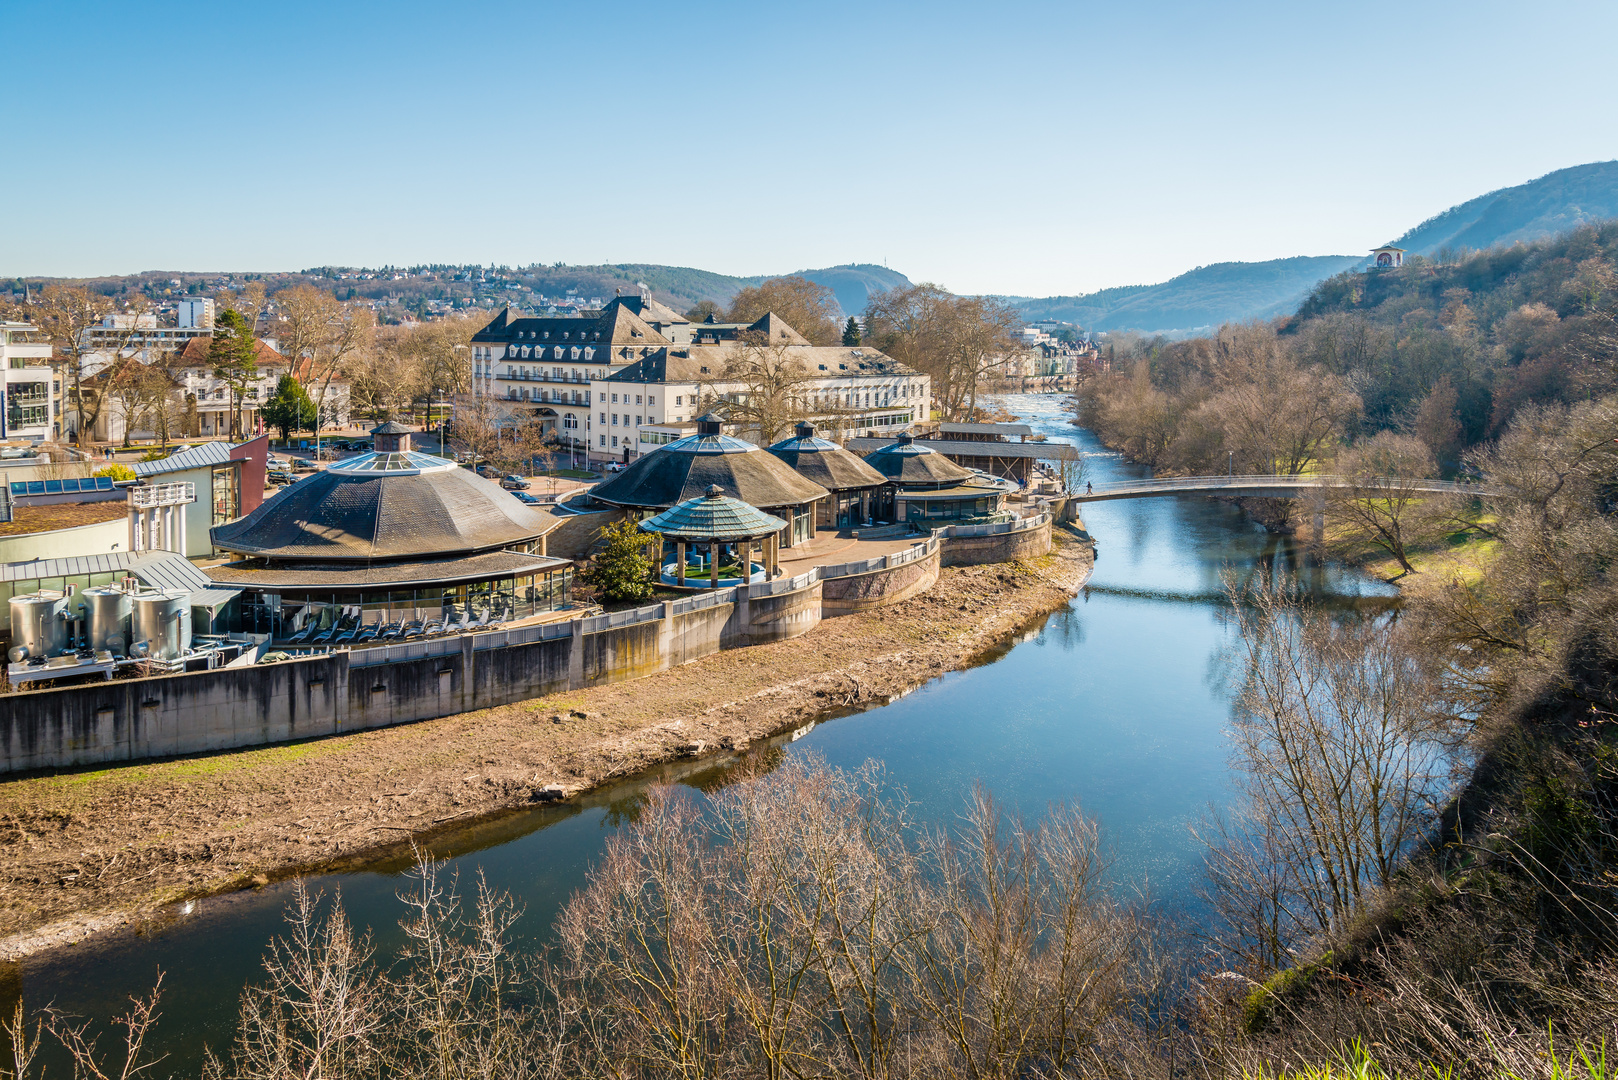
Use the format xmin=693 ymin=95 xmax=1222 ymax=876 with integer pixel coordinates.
xmin=590 ymin=415 xmax=828 ymax=510
xmin=767 ymin=423 xmax=887 ymax=492
xmin=639 ymin=486 xmax=787 ymax=542
xmin=862 ymin=433 xmax=976 ymax=485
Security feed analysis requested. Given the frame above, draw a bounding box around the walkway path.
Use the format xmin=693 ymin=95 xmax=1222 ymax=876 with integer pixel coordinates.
xmin=1072 ymin=474 xmax=1500 ymax=503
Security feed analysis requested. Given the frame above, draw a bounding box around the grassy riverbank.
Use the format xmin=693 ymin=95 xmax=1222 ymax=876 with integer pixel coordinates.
xmin=0 ymin=529 xmax=1094 ymax=961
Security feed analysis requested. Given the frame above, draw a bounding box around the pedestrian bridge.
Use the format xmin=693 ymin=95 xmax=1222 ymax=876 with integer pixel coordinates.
xmin=1071 ymin=474 xmax=1499 ymax=503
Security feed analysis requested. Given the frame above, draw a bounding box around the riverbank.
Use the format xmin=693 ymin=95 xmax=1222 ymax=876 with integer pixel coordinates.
xmin=0 ymin=528 xmax=1094 ymax=961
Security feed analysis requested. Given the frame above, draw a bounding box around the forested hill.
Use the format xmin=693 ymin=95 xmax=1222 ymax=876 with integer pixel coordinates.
xmin=1007 ymin=255 xmax=1363 ymax=334
xmin=1390 ymin=160 xmax=1618 ymax=256
xmin=1286 ymin=219 xmax=1618 ymax=444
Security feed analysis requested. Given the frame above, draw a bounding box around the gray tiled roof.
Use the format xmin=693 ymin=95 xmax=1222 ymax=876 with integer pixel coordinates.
xmin=133 ymin=440 xmax=236 ymax=477
xmin=858 ymin=435 xmax=976 ymax=485
xmin=847 ymin=438 xmax=1080 ymax=462
xmin=937 ymin=422 xmax=1034 ymax=437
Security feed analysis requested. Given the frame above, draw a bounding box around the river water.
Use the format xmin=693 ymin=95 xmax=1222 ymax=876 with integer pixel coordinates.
xmin=1 ymin=395 xmax=1396 ymax=1073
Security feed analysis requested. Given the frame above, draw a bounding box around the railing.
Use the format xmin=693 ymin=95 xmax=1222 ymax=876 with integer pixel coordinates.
xmin=936 ymin=512 xmax=1049 ymax=539
xmin=1077 ymin=474 xmax=1502 ymax=499
xmin=818 ymin=536 xmax=940 ymax=579
xmin=128 ymin=482 xmax=196 ymax=509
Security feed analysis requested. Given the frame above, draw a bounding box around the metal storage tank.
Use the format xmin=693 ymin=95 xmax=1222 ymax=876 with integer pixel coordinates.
xmin=80 ymin=586 xmax=132 ymax=655
xmin=132 ymin=591 xmax=192 ymax=661
xmin=10 ymin=592 xmax=68 ymax=659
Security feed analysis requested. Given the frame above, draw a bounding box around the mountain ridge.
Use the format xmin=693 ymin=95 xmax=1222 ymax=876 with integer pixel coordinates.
xmin=1005 ymin=160 xmax=1618 ymax=334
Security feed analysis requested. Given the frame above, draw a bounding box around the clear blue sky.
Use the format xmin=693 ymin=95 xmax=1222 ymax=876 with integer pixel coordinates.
xmin=5 ymin=0 xmax=1616 ymax=297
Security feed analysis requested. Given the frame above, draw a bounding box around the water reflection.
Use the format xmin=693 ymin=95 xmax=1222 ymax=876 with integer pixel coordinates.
xmin=3 ymin=392 xmax=1396 ymax=1075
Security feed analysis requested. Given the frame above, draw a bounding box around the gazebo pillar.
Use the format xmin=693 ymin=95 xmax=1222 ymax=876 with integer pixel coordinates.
xmin=740 ymin=538 xmax=752 ymax=584
xmin=676 ymin=542 xmax=686 ymax=586
xmin=710 ymin=541 xmax=720 ymax=590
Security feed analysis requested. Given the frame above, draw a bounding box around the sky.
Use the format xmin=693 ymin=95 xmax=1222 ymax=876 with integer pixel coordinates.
xmin=5 ymin=0 xmax=1618 ymax=297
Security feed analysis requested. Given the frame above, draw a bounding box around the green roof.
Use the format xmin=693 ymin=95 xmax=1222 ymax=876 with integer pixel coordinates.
xmin=638 ymin=486 xmax=786 ymax=541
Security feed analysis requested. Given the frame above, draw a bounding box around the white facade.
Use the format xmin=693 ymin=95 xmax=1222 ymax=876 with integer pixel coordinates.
xmin=0 ymin=321 xmax=61 ymax=442
xmin=177 ymin=298 xmax=216 ymax=329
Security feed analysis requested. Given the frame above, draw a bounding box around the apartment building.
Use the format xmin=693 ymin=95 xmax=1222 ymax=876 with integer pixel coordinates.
xmin=0 ymin=321 xmax=61 ymax=442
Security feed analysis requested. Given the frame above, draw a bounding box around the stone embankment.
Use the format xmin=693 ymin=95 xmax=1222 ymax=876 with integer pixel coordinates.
xmin=0 ymin=528 xmax=1093 ymax=961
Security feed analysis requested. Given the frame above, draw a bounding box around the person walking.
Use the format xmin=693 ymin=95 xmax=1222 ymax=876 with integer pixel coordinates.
xmin=1086 ymin=481 xmax=1092 ymax=495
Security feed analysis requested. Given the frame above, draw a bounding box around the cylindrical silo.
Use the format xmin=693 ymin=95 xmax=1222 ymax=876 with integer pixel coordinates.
xmin=80 ymin=586 xmax=132 ymax=655
xmin=10 ymin=592 xmax=68 ymax=659
xmin=131 ymin=591 xmax=192 ymax=661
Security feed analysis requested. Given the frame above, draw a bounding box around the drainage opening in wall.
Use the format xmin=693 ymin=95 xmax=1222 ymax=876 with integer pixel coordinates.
xmin=371 ymin=684 xmax=387 ymax=694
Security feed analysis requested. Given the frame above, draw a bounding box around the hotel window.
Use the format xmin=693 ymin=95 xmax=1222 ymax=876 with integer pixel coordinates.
xmin=612 ymin=414 xmax=618 ymax=425
xmin=611 ymin=436 xmax=618 ymax=447
xmin=611 ymin=393 xmax=618 ymax=403
xmin=648 ymin=395 xmax=655 ymax=405
xmin=599 ymin=435 xmax=606 ymax=446
xmin=554 ymin=346 xmax=564 ymax=359
xmin=599 ymin=412 xmax=605 ymax=423
xmin=636 ymin=415 xmax=642 ymax=425
xmin=571 ymin=347 xmax=580 ymax=359
xmin=675 ymin=395 xmax=682 ymax=405
xmin=583 ymin=347 xmax=594 ymax=360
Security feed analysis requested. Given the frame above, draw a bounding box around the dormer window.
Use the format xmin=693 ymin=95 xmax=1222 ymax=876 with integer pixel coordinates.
xmin=554 ymin=346 xmax=563 ymax=359
xmin=562 ymin=331 xmax=569 ymax=340
xmin=592 ymin=331 xmax=600 ymax=340
xmin=542 ymin=331 xmax=550 ymax=340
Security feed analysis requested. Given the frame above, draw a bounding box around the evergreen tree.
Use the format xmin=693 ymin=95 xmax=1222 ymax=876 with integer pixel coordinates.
xmin=579 ymin=520 xmax=655 ymax=602
xmin=262 ymin=374 xmax=318 ymax=439
xmin=208 ymin=309 xmax=260 ymax=438
xmin=842 ymin=316 xmax=861 ymax=346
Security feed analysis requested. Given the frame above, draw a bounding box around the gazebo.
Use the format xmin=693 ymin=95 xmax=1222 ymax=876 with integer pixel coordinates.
xmin=639 ymin=486 xmax=787 ymax=590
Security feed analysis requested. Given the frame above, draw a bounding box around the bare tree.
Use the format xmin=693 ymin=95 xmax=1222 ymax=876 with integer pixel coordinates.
xmin=1324 ymin=432 xmax=1442 ymax=575
xmin=864 ymin=285 xmax=1021 ymax=421
xmin=723 ymin=276 xmax=843 ymax=346
xmin=1202 ymin=577 xmax=1449 ymax=972
xmin=16 ymin=285 xmax=156 ymax=446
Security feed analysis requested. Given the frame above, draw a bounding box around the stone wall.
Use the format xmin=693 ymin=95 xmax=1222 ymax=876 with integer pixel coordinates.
xmin=820 ymin=546 xmax=941 ymax=616
xmin=939 ymin=515 xmax=1052 ymax=567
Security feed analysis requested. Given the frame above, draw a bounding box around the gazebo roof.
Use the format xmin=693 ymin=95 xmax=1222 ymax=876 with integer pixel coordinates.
xmin=767 ymin=422 xmax=887 ymax=492
xmin=639 ymin=486 xmax=787 ymax=542
xmin=862 ymin=433 xmax=976 ymax=485
xmin=590 ymin=413 xmax=829 ymax=510
xmin=370 ymin=421 xmax=414 ymax=435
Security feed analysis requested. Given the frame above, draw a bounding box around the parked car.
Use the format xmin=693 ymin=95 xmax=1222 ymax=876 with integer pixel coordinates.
xmin=606 ymin=461 xmax=629 ymax=472
xmin=500 ymin=475 xmax=531 ymax=490
xmin=267 ymin=469 xmax=297 ymax=486
xmin=511 ymin=491 xmax=539 ymax=505
xmin=476 ymin=464 xmax=502 ymax=478
xmin=290 ymin=457 xmax=317 ymax=470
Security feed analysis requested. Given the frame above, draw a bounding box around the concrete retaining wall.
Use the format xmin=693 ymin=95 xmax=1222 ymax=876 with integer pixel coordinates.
xmin=0 ymin=575 xmax=824 ymax=774
xmin=939 ymin=514 xmax=1052 ymax=567
xmin=821 ymin=546 xmax=941 ymax=615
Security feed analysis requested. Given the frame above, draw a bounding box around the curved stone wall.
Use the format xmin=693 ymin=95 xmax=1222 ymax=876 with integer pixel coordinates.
xmin=940 ymin=515 xmax=1052 ymax=567
xmin=820 ymin=546 xmax=941 ymax=616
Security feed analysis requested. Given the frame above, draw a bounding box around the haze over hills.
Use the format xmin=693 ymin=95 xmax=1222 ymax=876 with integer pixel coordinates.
xmin=1006 ymin=160 xmax=1618 ymax=335
xmin=510 ymin=262 xmax=912 ymax=318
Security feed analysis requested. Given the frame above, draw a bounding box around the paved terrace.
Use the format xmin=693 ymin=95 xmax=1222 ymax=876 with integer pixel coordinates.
xmin=1072 ymin=474 xmax=1502 ymax=503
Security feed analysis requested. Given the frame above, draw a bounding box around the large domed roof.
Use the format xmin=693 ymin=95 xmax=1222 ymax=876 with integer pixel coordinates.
xmin=211 ymin=450 xmax=553 ymax=561
xmin=766 ymin=423 xmax=887 ymax=492
xmin=862 ymin=433 xmax=976 ymax=485
xmin=590 ymin=414 xmax=829 ymax=510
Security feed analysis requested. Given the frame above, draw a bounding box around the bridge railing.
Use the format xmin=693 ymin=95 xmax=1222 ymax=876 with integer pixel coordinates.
xmin=1080 ymin=474 xmax=1501 ymax=498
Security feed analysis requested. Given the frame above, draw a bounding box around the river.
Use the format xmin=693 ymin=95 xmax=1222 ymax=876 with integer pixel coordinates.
xmin=0 ymin=395 xmax=1396 ymax=1073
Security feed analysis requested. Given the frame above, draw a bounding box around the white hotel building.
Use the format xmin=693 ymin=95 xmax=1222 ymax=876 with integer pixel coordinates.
xmin=469 ymin=296 xmax=931 ymax=464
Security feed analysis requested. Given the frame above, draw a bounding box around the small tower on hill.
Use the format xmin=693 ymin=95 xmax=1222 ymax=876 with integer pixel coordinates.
xmin=1370 ymin=245 xmax=1405 ymax=269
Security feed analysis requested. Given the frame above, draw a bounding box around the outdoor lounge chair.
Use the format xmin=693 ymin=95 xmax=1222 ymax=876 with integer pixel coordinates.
xmin=401 ymin=620 xmax=424 ymax=639
xmin=378 ymin=621 xmax=403 ymax=641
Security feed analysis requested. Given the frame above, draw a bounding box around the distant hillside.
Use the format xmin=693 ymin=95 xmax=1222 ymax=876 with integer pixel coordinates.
xmin=1007 ymin=160 xmax=1618 ymax=334
xmin=1007 ymin=255 xmax=1363 ymax=334
xmin=1390 ymin=160 xmax=1618 ymax=256
xmin=793 ymin=264 xmax=912 ymax=319
xmin=507 ymin=262 xmax=910 ymax=316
